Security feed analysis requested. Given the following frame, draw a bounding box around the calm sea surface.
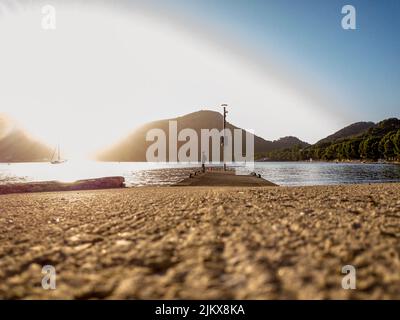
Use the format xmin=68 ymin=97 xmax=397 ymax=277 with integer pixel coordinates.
xmin=0 ymin=161 xmax=400 ymax=187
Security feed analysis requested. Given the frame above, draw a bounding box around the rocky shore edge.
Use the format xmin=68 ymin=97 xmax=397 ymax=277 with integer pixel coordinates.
xmin=0 ymin=176 xmax=125 ymax=195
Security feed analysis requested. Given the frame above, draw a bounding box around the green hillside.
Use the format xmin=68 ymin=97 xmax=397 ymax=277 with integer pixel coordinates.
xmin=260 ymin=118 xmax=400 ymax=161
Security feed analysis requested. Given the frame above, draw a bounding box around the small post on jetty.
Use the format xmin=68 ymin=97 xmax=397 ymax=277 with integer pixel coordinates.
xmin=221 ymin=104 xmax=228 ymax=171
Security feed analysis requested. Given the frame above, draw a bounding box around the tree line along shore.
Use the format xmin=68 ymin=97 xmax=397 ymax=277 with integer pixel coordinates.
xmin=256 ymin=118 xmax=400 ymax=162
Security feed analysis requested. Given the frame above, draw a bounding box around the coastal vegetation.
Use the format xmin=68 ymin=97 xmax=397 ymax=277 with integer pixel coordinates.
xmin=258 ymin=118 xmax=400 ymax=162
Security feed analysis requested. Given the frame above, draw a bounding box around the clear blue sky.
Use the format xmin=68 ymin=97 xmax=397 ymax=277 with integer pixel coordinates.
xmin=133 ymin=0 xmax=400 ymax=120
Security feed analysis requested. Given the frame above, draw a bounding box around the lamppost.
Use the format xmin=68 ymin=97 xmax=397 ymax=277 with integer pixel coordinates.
xmin=221 ymin=104 xmax=228 ymax=171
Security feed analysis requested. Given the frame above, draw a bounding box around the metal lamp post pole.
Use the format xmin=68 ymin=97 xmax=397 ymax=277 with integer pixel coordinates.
xmin=221 ymin=104 xmax=228 ymax=171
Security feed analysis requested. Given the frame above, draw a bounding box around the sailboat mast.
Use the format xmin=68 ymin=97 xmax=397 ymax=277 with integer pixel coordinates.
xmin=50 ymin=143 xmax=65 ymax=164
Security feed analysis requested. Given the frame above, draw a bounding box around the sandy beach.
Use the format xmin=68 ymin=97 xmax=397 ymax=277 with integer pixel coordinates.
xmin=1 ymin=183 xmax=400 ymax=299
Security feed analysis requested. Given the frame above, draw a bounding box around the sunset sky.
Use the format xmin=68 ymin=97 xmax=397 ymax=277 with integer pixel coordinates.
xmin=0 ymin=0 xmax=399 ymax=158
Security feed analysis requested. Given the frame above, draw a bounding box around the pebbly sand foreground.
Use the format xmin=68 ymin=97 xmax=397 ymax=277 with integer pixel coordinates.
xmin=0 ymin=183 xmax=400 ymax=299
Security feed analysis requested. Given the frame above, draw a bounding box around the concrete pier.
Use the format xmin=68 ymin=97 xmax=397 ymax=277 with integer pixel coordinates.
xmin=174 ymin=170 xmax=277 ymax=187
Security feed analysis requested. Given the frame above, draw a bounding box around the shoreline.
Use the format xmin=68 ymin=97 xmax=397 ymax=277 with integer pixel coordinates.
xmin=1 ymin=175 xmax=400 ymax=195
xmin=0 ymin=177 xmax=125 ymax=195
xmin=1 ymin=162 xmax=400 ymax=195
xmin=256 ymin=159 xmax=400 ymax=165
xmin=2 ymin=159 xmax=400 ymax=164
xmin=0 ymin=170 xmax=277 ymax=195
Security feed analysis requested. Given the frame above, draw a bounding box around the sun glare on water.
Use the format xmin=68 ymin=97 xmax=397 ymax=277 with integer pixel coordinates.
xmin=2 ymin=160 xmax=125 ymax=183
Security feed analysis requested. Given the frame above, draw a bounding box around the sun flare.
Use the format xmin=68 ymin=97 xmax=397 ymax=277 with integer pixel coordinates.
xmin=0 ymin=1 xmax=344 ymax=160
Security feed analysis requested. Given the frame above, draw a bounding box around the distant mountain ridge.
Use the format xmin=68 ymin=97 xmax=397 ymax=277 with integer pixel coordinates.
xmin=272 ymin=136 xmax=309 ymax=149
xmin=316 ymin=121 xmax=375 ymax=145
xmin=97 ymin=110 xmax=309 ymax=162
xmin=265 ymin=118 xmax=400 ymax=161
xmin=0 ymin=114 xmax=52 ymax=162
xmin=2 ymin=109 xmax=397 ymax=163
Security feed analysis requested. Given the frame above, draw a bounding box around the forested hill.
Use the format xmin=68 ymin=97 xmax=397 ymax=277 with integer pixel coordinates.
xmin=261 ymin=118 xmax=400 ymax=161
xmin=316 ymin=121 xmax=375 ymax=144
xmin=97 ymin=110 xmax=309 ymax=162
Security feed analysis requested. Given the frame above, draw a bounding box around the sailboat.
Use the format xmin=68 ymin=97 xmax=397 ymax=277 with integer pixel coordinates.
xmin=51 ymin=144 xmax=67 ymax=164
